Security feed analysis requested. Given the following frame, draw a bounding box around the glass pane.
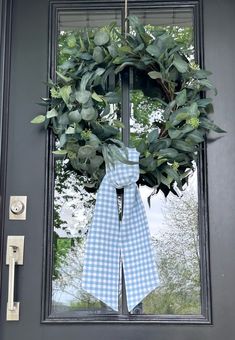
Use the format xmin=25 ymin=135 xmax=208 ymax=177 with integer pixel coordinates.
xmin=50 ymin=6 xmax=202 ymax=318
xmin=128 ymin=8 xmax=201 ymax=315
xmin=51 ymin=9 xmax=122 ymax=316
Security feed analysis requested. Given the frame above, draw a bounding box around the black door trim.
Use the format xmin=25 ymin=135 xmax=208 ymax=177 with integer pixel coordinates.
xmin=42 ymin=0 xmax=212 ymax=324
xmin=0 ymin=0 xmax=13 ymax=311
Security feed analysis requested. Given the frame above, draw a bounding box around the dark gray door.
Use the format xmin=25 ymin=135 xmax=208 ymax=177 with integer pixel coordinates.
xmin=1 ymin=0 xmax=235 ymax=339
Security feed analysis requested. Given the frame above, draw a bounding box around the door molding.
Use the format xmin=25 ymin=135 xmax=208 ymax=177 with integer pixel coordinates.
xmin=0 ymin=0 xmax=13 ymax=306
xmin=42 ymin=0 xmax=212 ymax=324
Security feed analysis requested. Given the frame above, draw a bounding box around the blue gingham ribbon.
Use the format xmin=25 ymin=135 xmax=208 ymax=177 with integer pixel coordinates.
xmin=82 ymin=148 xmax=159 ymax=311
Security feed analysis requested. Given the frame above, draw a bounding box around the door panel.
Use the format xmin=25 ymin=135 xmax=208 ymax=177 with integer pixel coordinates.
xmin=1 ymin=0 xmax=235 ymax=339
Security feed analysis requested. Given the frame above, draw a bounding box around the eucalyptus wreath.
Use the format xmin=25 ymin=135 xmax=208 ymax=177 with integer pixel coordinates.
xmin=32 ymin=16 xmax=224 ymax=197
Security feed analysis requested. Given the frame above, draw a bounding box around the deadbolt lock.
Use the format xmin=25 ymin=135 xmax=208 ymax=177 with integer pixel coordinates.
xmin=9 ymin=196 xmax=27 ymax=220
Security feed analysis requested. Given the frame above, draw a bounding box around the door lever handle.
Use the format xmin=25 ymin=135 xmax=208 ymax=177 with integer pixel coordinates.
xmin=6 ymin=236 xmax=24 ymax=321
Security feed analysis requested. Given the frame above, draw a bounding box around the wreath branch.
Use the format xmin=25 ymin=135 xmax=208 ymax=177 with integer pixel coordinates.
xmin=31 ymin=16 xmax=224 ymax=198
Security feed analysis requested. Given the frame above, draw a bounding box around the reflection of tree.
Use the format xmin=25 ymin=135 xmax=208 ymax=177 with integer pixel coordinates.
xmin=53 ymin=159 xmax=95 ymax=279
xmin=130 ymin=25 xmax=193 ymax=136
xmin=52 ymin=240 xmax=106 ymax=310
xmin=143 ymin=189 xmax=200 ymax=314
xmin=53 ymin=186 xmax=200 ymax=315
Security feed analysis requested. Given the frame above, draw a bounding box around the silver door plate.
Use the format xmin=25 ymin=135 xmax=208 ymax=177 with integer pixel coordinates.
xmin=9 ymin=196 xmax=27 ymax=220
xmin=6 ymin=236 xmax=25 ymax=265
xmin=6 ymin=302 xmax=20 ymax=321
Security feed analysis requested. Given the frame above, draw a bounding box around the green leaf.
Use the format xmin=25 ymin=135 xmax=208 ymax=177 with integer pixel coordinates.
xmin=58 ymin=113 xmax=69 ymax=126
xmin=114 ymin=62 xmax=135 ymax=74
xmin=172 ymin=140 xmax=196 ymax=152
xmin=81 ymin=107 xmax=98 ymax=121
xmin=67 ymin=34 xmax=77 ymax=48
xmin=56 ymin=71 xmax=72 ymax=83
xmin=194 ymin=69 xmax=212 ymax=79
xmin=104 ymin=92 xmax=121 ymax=104
xmin=148 ymin=71 xmax=162 ymax=80
xmin=31 ymin=115 xmax=46 ymax=124
xmin=164 ymin=166 xmax=182 ymax=189
xmin=46 ymin=108 xmax=58 ymax=118
xmin=113 ymin=56 xmax=124 ymax=65
xmin=107 ymin=44 xmax=118 ymax=58
xmin=52 ymin=150 xmax=67 ymax=155
xmin=147 ymin=129 xmax=159 ymax=143
xmin=185 ymin=130 xmax=205 ymax=143
xmin=90 ymin=155 xmax=104 ymax=169
xmin=59 ymin=60 xmax=75 ymax=71
xmin=156 ymin=158 xmax=167 ymax=166
xmin=175 ymin=111 xmax=189 ymax=121
xmin=133 ymin=43 xmax=145 ymax=52
xmin=127 ymin=15 xmax=141 ymax=28
xmin=141 ymin=156 xmax=156 ymax=172
xmin=69 ymin=110 xmax=81 ymax=123
xmin=136 ymin=139 xmax=147 ymax=154
xmin=160 ymin=173 xmax=172 ymax=188
xmin=119 ymin=45 xmax=132 ymax=54
xmin=93 ymin=46 xmax=104 ymax=63
xmin=92 ymin=91 xmax=103 ymax=102
xmin=198 ymin=79 xmax=215 ymax=91
xmin=40 ymin=97 xmax=50 ymax=102
xmin=150 ymin=138 xmax=171 ymax=152
xmin=65 ymin=126 xmax=75 ymax=134
xmin=181 ymin=124 xmax=195 ymax=134
xmin=79 ymin=52 xmax=92 ymax=60
xmin=168 ymin=129 xmax=184 ymax=139
xmin=200 ymin=117 xmax=226 ymax=133
xmin=80 ymin=72 xmax=93 ymax=90
xmin=158 ymin=148 xmax=179 ymax=159
xmin=76 ymin=90 xmax=91 ymax=104
xmin=94 ymin=31 xmax=110 ymax=46
xmin=78 ymin=145 xmax=96 ymax=159
xmin=59 ymin=133 xmax=67 ymax=147
xmin=197 ymin=98 xmax=212 ymax=108
xmin=146 ymin=44 xmax=161 ymax=58
xmin=94 ymin=67 xmax=106 ymax=76
xmin=173 ymin=54 xmax=188 ymax=73
xmin=188 ymin=102 xmax=199 ymax=116
xmin=108 ymin=144 xmax=138 ymax=165
xmin=60 ymin=85 xmax=72 ymax=105
xmin=175 ymin=89 xmax=187 ymax=107
xmin=87 ymin=134 xmax=101 ymax=148
xmin=112 ymin=119 xmax=125 ymax=129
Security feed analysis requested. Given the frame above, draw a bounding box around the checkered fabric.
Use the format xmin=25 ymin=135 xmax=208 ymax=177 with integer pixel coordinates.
xmin=82 ymin=148 xmax=159 ymax=311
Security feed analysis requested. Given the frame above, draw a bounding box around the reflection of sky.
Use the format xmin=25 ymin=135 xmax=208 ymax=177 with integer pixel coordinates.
xmin=140 ymin=169 xmax=197 ymax=237
xmin=56 ymin=168 xmax=197 ymax=238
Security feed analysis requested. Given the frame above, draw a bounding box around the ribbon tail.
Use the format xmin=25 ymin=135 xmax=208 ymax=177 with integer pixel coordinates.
xmin=82 ymin=178 xmax=120 ymax=311
xmin=121 ymin=186 xmax=159 ymax=312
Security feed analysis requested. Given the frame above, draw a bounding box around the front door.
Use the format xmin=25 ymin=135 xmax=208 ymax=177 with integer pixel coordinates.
xmin=1 ymin=0 xmax=235 ymax=339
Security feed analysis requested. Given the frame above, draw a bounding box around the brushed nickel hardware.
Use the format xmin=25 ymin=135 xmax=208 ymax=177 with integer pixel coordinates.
xmin=9 ymin=196 xmax=27 ymax=220
xmin=6 ymin=236 xmax=25 ymax=321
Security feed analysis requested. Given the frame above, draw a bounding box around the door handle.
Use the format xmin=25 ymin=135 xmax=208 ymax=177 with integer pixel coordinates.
xmin=6 ymin=236 xmax=24 ymax=321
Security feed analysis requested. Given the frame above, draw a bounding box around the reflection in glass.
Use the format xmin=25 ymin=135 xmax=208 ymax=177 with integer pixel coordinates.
xmin=129 ymin=8 xmax=201 ymax=315
xmin=52 ymin=159 xmax=118 ymax=315
xmin=51 ymin=10 xmax=122 ymax=316
xmin=139 ymin=175 xmax=200 ymax=315
xmin=51 ymin=7 xmax=201 ymax=317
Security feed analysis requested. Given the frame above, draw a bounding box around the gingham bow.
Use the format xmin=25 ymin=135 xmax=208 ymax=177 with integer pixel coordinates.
xmin=82 ymin=148 xmax=159 ymax=311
